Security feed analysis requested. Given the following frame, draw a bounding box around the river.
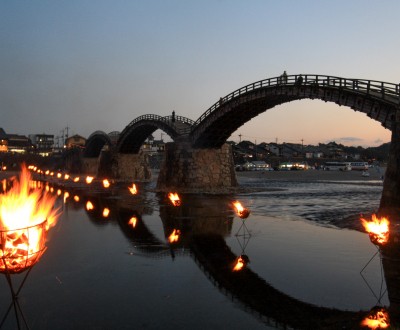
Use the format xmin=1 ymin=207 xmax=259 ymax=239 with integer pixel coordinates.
xmin=0 ymin=170 xmax=393 ymax=329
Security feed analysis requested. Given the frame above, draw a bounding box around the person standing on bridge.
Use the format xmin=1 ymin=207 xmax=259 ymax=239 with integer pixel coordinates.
xmin=282 ymin=70 xmax=288 ymax=84
xmin=172 ymin=110 xmax=175 ymax=122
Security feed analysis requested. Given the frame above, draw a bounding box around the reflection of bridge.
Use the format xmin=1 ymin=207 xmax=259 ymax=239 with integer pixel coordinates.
xmin=75 ymin=190 xmax=399 ymax=329
xmin=81 ymin=74 xmax=400 ymax=214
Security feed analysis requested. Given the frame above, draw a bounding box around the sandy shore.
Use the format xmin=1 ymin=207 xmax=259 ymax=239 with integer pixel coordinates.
xmin=236 ymin=167 xmax=385 ymax=182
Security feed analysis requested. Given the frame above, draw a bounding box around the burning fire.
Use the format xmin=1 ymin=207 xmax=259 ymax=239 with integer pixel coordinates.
xmin=0 ymin=165 xmax=60 ymax=273
xmin=102 ymin=208 xmax=110 ymax=218
xmin=168 ymin=192 xmax=181 ymax=206
xmin=168 ymin=229 xmax=181 ymax=243
xmin=128 ymin=183 xmax=138 ymax=195
xmin=361 ymin=214 xmax=390 ymax=246
xmin=73 ymin=176 xmax=80 ymax=183
xmin=232 ymin=201 xmax=250 ymax=219
xmin=103 ymin=179 xmax=110 ymax=188
xmin=232 ymin=255 xmax=249 ymax=272
xmin=86 ymin=176 xmax=94 ymax=184
xmin=361 ymin=307 xmax=390 ymax=329
xmin=86 ymin=201 xmax=94 ymax=211
xmin=128 ymin=216 xmax=137 ymax=228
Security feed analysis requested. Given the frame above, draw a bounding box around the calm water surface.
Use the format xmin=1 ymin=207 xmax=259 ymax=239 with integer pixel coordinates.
xmin=0 ymin=175 xmax=392 ymax=329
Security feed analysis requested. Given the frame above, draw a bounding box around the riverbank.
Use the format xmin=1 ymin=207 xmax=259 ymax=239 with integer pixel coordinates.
xmin=236 ymin=167 xmax=385 ymax=183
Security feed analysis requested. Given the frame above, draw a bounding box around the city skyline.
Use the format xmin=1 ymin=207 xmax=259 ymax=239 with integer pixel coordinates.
xmin=1 ymin=1 xmax=398 ymax=147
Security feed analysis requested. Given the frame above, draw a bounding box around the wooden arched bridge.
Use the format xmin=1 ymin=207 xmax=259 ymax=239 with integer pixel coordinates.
xmin=82 ymin=74 xmax=400 ymax=215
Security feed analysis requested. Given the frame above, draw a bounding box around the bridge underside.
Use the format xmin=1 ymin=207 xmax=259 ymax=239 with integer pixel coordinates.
xmin=191 ymin=84 xmax=396 ymax=148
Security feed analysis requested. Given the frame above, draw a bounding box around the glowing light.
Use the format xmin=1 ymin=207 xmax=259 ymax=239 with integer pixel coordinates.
xmin=232 ymin=201 xmax=250 ymax=219
xmin=361 ymin=214 xmax=390 ymax=245
xmin=168 ymin=192 xmax=181 ymax=206
xmin=103 ymin=179 xmax=110 ymax=188
xmin=73 ymin=177 xmax=80 ymax=183
xmin=86 ymin=176 xmax=94 ymax=184
xmin=86 ymin=201 xmax=94 ymax=211
xmin=128 ymin=216 xmax=137 ymax=228
xmin=0 ymin=165 xmax=61 ymax=273
xmin=361 ymin=308 xmax=390 ymax=329
xmin=102 ymin=208 xmax=110 ymax=218
xmin=128 ymin=183 xmax=138 ymax=195
xmin=168 ymin=229 xmax=181 ymax=243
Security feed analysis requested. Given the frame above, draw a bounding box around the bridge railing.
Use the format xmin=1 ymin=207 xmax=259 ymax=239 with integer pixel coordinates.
xmin=124 ymin=114 xmax=195 ymax=129
xmin=192 ymin=74 xmax=400 ymax=128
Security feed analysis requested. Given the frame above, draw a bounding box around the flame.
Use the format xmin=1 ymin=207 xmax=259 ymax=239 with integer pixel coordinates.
xmin=361 ymin=308 xmax=390 ymax=329
xmin=233 ymin=256 xmax=245 ymax=271
xmin=0 ymin=165 xmax=61 ymax=273
xmin=102 ymin=208 xmax=110 ymax=218
xmin=73 ymin=177 xmax=80 ymax=182
xmin=86 ymin=201 xmax=94 ymax=211
xmin=86 ymin=176 xmax=94 ymax=184
xmin=168 ymin=192 xmax=181 ymax=206
xmin=361 ymin=214 xmax=390 ymax=245
xmin=128 ymin=216 xmax=137 ymax=228
xmin=64 ymin=174 xmax=69 ymax=180
xmin=232 ymin=201 xmax=250 ymax=219
xmin=63 ymin=191 xmax=69 ymax=203
xmin=57 ymin=173 xmax=62 ymax=179
xmin=168 ymin=229 xmax=181 ymax=243
xmin=103 ymin=179 xmax=110 ymax=188
xmin=73 ymin=195 xmax=80 ymax=202
xmin=128 ymin=183 xmax=138 ymax=195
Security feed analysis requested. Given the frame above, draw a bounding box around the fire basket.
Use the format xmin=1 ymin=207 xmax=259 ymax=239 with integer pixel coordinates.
xmin=0 ymin=219 xmax=48 ymax=329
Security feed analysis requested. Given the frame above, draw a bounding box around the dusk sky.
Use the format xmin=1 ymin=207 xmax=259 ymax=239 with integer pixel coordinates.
xmin=1 ymin=1 xmax=399 ymax=147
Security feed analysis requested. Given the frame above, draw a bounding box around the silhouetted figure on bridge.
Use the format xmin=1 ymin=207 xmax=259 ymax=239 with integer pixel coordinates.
xmin=296 ymin=75 xmax=303 ymax=86
xmin=172 ymin=110 xmax=175 ymax=123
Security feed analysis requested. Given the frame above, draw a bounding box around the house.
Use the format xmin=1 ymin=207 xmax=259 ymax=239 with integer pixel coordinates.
xmin=29 ymin=133 xmax=54 ymax=156
xmin=65 ymin=134 xmax=86 ymax=149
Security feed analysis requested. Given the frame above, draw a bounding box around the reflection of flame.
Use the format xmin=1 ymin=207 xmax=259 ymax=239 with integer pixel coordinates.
xmin=102 ymin=208 xmax=110 ymax=218
xmin=86 ymin=201 xmax=94 ymax=211
xmin=128 ymin=183 xmax=138 ymax=195
xmin=0 ymin=165 xmax=60 ymax=273
xmin=232 ymin=201 xmax=250 ymax=219
xmin=86 ymin=176 xmax=94 ymax=184
xmin=128 ymin=216 xmax=137 ymax=228
xmin=168 ymin=229 xmax=180 ymax=243
xmin=103 ymin=179 xmax=110 ymax=188
xmin=361 ymin=214 xmax=390 ymax=246
xmin=168 ymin=193 xmax=181 ymax=206
xmin=232 ymin=255 xmax=249 ymax=272
xmin=361 ymin=307 xmax=390 ymax=329
xmin=233 ymin=256 xmax=245 ymax=271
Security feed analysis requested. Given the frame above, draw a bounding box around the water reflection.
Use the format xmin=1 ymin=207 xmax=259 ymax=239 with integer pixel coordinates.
xmin=2 ymin=177 xmax=399 ymax=329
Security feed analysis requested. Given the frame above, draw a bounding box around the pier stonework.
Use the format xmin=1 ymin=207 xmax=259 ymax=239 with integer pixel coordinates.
xmin=156 ymin=141 xmax=238 ymax=193
xmin=82 ymin=158 xmax=99 ymax=175
xmin=112 ymin=152 xmax=151 ymax=181
xmin=380 ymin=114 xmax=400 ymax=218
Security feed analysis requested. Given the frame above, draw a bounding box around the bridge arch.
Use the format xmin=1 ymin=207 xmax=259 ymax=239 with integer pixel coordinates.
xmin=84 ymin=130 xmax=116 ymax=157
xmin=116 ymin=114 xmax=195 ymax=154
xmin=190 ymin=74 xmax=399 ymax=148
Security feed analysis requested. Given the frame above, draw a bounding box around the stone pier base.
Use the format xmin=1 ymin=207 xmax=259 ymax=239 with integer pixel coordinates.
xmin=156 ymin=142 xmax=237 ymax=193
xmin=380 ymin=120 xmax=400 ymax=219
xmin=82 ymin=158 xmax=99 ymax=175
xmin=112 ymin=152 xmax=151 ymax=181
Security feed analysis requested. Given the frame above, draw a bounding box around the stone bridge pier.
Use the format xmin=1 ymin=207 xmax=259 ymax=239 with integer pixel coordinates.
xmin=380 ymin=114 xmax=400 ymax=220
xmin=111 ymin=152 xmax=151 ymax=181
xmin=156 ymin=140 xmax=238 ymax=193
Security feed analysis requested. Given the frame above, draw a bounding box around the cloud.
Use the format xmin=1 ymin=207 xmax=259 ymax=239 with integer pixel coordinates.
xmin=326 ymin=137 xmax=364 ymax=145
